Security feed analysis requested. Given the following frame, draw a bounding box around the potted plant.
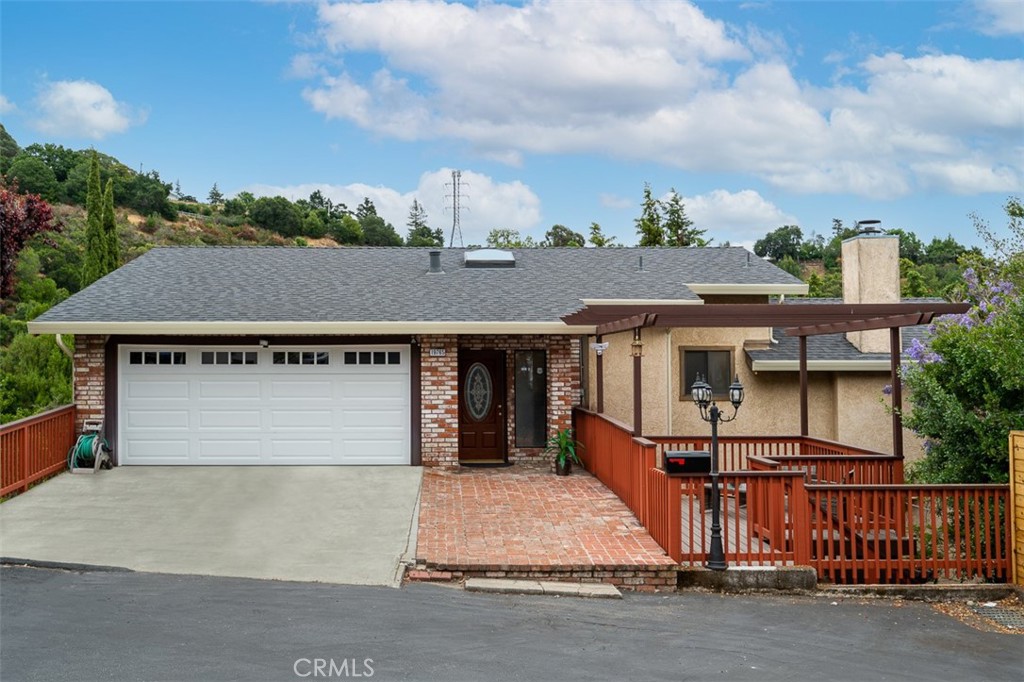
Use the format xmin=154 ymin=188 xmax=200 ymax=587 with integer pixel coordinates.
xmin=546 ymin=428 xmax=582 ymax=476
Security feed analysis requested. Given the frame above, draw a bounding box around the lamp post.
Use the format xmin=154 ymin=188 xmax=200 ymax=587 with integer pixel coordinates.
xmin=690 ymin=373 xmax=745 ymax=571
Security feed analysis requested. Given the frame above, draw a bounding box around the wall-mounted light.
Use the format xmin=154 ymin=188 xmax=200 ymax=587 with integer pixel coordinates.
xmin=590 ymin=341 xmax=609 ymax=356
xmin=259 ymin=339 xmax=269 ymax=348
xmin=630 ymin=328 xmax=643 ymax=358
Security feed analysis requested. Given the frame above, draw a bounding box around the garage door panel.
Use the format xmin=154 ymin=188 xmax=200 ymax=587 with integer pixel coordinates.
xmin=271 ymin=381 xmax=333 ymax=399
xmin=120 ymin=346 xmax=410 ymax=465
xmin=199 ymin=410 xmax=262 ymax=429
xmin=342 ymin=378 xmax=406 ymax=399
xmin=197 ymin=439 xmax=262 ymax=459
xmin=342 ymin=409 xmax=406 ymax=428
xmin=271 ymin=409 xmax=334 ymax=429
xmin=199 ymin=381 xmax=261 ymax=399
xmin=125 ymin=439 xmax=191 ymax=460
xmin=127 ymin=380 xmax=189 ymax=399
xmin=270 ymin=439 xmax=334 ymax=459
xmin=125 ymin=409 xmax=190 ymax=429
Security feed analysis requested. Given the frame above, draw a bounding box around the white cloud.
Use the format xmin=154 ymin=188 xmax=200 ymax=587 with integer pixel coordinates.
xmin=240 ymin=168 xmax=541 ymax=245
xmin=33 ymin=80 xmax=144 ymax=139
xmin=299 ymin=1 xmax=1024 ymax=199
xmin=0 ymin=94 xmax=15 ymax=114
xmin=682 ymin=189 xmax=798 ymax=246
xmin=599 ymin=193 xmax=633 ymax=210
xmin=973 ymin=0 xmax=1024 ymax=36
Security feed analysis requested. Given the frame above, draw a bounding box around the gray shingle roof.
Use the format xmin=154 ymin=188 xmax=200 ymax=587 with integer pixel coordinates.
xmin=36 ymin=246 xmax=803 ymax=324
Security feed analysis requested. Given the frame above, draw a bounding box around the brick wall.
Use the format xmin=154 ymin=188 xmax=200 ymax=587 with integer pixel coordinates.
xmin=419 ymin=335 xmax=460 ymax=467
xmin=72 ymin=335 xmax=106 ymax=435
xmin=420 ymin=334 xmax=581 ymax=466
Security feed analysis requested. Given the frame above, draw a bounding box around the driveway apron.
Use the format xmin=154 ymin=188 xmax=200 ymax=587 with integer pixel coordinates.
xmin=0 ymin=467 xmax=423 ymax=586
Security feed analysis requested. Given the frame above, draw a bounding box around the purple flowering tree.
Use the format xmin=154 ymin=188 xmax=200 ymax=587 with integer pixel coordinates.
xmin=900 ymin=264 xmax=1023 ymax=483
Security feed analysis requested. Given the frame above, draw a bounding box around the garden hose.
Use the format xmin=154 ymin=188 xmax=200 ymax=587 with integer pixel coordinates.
xmin=67 ymin=434 xmax=109 ymax=470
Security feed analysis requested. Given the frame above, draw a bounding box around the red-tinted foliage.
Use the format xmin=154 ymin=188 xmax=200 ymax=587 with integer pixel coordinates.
xmin=1 ymin=183 xmax=61 ymax=299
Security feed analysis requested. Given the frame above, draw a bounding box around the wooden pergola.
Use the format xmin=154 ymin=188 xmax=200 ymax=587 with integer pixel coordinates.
xmin=561 ymin=302 xmax=970 ymax=458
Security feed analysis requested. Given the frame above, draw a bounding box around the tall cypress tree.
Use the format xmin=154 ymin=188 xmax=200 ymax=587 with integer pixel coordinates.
xmin=80 ymin=151 xmax=106 ymax=287
xmin=101 ymin=178 xmax=120 ymax=271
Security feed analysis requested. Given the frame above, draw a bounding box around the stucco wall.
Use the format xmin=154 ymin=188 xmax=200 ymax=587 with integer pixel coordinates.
xmin=582 ymin=326 xmax=923 ymax=457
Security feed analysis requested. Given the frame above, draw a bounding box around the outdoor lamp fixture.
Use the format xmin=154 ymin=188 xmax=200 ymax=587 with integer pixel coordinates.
xmin=690 ymin=373 xmax=745 ymax=571
xmin=631 ymin=328 xmax=643 ymax=358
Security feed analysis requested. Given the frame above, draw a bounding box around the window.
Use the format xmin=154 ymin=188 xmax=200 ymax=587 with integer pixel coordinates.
xmin=201 ymin=350 xmax=257 ymax=365
xmin=343 ymin=350 xmax=401 ymax=366
xmin=680 ymin=348 xmax=734 ymax=398
xmin=129 ymin=350 xmax=186 ymax=365
xmin=272 ymin=350 xmax=330 ymax=365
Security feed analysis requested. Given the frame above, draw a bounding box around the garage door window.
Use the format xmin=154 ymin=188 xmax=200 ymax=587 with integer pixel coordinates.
xmin=343 ymin=351 xmax=401 ymax=365
xmin=273 ymin=351 xmax=330 ymax=365
xmin=201 ymin=351 xmax=258 ymax=365
xmin=129 ymin=350 xmax=186 ymax=366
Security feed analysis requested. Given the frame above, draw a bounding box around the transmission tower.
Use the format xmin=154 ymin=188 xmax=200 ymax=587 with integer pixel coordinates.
xmin=444 ymin=170 xmax=468 ymax=248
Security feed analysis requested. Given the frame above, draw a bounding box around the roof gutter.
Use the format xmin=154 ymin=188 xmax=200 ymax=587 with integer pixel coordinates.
xmin=27 ymin=320 xmax=598 ymax=336
xmin=684 ymin=283 xmax=809 ymax=295
xmin=749 ymin=358 xmax=891 ymax=372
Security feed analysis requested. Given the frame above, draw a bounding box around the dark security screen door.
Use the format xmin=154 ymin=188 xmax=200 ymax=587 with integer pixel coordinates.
xmin=515 ymin=350 xmax=546 ymax=447
xmin=458 ymin=349 xmax=507 ymax=462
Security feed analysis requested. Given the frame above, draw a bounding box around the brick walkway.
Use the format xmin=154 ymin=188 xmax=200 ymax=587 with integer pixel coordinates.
xmin=413 ymin=467 xmax=677 ymax=590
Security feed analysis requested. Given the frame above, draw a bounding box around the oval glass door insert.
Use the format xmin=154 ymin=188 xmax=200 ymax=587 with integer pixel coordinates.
xmin=464 ymin=362 xmax=493 ymax=421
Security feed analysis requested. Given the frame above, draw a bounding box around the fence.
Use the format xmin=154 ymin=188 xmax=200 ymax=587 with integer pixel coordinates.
xmin=575 ymin=407 xmax=1011 ymax=584
xmin=0 ymin=405 xmax=76 ymax=497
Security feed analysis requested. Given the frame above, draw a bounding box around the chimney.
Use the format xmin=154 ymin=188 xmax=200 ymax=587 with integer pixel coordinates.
xmin=428 ymin=250 xmax=443 ymax=274
xmin=842 ymin=226 xmax=899 ymax=353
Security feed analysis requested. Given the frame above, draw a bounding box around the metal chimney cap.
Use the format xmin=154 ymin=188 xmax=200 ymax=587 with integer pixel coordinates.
xmin=855 ymin=219 xmax=883 ymax=235
xmin=428 ymin=250 xmax=444 ymax=274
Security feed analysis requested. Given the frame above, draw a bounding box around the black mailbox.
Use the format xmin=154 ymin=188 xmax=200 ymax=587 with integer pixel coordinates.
xmin=664 ymin=450 xmax=711 ymax=475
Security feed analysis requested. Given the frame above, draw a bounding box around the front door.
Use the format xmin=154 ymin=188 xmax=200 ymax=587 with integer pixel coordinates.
xmin=458 ymin=349 xmax=507 ymax=463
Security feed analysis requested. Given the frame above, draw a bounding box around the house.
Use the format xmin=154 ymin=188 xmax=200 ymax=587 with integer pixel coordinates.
xmin=27 ymin=237 xmax=951 ymax=467
xmin=582 ymin=233 xmax=937 ymax=459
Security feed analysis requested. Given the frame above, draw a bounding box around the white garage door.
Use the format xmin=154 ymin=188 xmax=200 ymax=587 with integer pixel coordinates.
xmin=118 ymin=345 xmax=410 ymax=465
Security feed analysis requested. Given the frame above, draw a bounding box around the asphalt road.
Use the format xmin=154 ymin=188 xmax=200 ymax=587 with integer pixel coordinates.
xmin=1 ymin=566 xmax=1020 ymax=682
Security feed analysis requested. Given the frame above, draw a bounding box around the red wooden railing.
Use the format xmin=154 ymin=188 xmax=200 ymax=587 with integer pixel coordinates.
xmin=806 ymin=484 xmax=1011 ymax=584
xmin=575 ymin=408 xmax=1011 ymax=584
xmin=647 ymin=434 xmax=891 ymax=474
xmin=0 ymin=405 xmax=76 ymax=497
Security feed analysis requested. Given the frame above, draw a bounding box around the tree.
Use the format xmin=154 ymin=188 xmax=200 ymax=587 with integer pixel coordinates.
xmin=0 ymin=123 xmax=20 ymax=174
xmin=356 ymin=197 xmax=378 ymax=221
xmin=635 ymin=183 xmax=663 ymax=246
xmin=543 ymin=224 xmax=584 ymax=247
xmin=406 ymin=199 xmax=443 ymax=246
xmin=207 ymin=183 xmax=224 ymax=206
xmin=302 ymin=211 xmax=327 ymax=239
xmin=222 ymin=191 xmax=256 ymax=217
xmin=250 ymin=196 xmax=303 ymax=237
xmin=80 ymin=152 xmax=107 ymax=288
xmin=101 ymin=178 xmax=120 ymax=271
xmin=754 ymin=225 xmax=803 ymax=262
xmin=661 ymin=189 xmax=706 ymax=246
xmin=5 ymin=156 xmax=59 ymax=201
xmin=329 ymin=213 xmax=363 ymax=245
xmin=485 ymin=228 xmax=536 ymax=248
xmin=0 ymin=185 xmax=60 ymax=299
xmin=360 ymin=215 xmax=402 ymax=246
xmin=900 ymin=258 xmax=927 ymax=298
xmin=776 ymin=255 xmax=802 ymax=278
xmin=885 ymin=228 xmax=925 ymax=263
xmin=902 ymin=200 xmax=1024 ymax=483
xmin=22 ymin=143 xmax=78 ymax=183
xmin=588 ymin=222 xmax=616 ymax=247
xmin=0 ymin=332 xmax=73 ymax=423
xmin=902 ymin=272 xmax=1023 ymax=483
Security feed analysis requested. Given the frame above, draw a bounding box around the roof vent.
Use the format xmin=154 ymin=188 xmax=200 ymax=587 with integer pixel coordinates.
xmin=428 ymin=250 xmax=444 ymax=274
xmin=855 ymin=219 xmax=883 ymax=235
xmin=464 ymin=249 xmax=515 ymax=268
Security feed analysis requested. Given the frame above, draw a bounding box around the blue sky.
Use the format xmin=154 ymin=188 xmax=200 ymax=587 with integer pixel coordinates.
xmin=2 ymin=1 xmax=1022 ymax=249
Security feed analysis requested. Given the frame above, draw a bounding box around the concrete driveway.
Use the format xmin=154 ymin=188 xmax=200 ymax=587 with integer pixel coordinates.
xmin=0 ymin=467 xmax=423 ymax=586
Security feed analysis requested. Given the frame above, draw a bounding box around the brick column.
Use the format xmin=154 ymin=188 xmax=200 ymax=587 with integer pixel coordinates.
xmin=419 ymin=335 xmax=459 ymax=466
xmin=72 ymin=335 xmax=107 ymax=435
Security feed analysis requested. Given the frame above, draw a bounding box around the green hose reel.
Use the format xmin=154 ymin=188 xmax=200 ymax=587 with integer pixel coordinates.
xmin=67 ymin=420 xmax=112 ymax=472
